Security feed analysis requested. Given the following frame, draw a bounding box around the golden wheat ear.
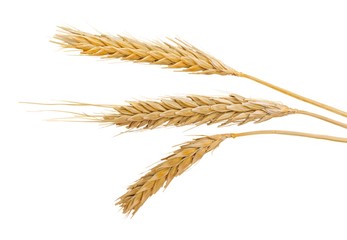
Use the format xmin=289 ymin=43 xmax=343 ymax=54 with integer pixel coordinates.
xmin=117 ymin=130 xmax=347 ymax=216
xmin=53 ymin=27 xmax=347 ymax=118
xmin=53 ymin=26 xmax=239 ymax=75
xmin=116 ymin=134 xmax=229 ymax=216
xmin=51 ymin=94 xmax=295 ymax=129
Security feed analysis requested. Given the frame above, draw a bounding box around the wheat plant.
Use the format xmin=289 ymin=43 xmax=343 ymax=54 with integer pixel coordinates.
xmin=35 ymin=93 xmax=347 ymax=130
xmin=118 ymin=130 xmax=347 ymax=216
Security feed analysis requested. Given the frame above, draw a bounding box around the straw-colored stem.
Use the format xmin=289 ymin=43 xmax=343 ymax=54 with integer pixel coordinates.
xmin=239 ymin=72 xmax=347 ymax=118
xmin=296 ymin=109 xmax=347 ymax=129
xmin=230 ymin=130 xmax=347 ymax=143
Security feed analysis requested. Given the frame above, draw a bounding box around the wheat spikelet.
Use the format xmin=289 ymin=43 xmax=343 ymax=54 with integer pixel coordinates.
xmin=58 ymin=94 xmax=295 ymax=129
xmin=53 ymin=27 xmax=240 ymax=75
xmin=116 ymin=134 xmax=228 ymax=216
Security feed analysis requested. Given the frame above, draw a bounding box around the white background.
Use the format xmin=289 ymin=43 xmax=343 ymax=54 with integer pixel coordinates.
xmin=1 ymin=0 xmax=347 ymax=239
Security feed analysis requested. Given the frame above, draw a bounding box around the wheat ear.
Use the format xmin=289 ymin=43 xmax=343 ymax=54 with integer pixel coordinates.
xmin=49 ymin=94 xmax=295 ymax=129
xmin=28 ymin=93 xmax=347 ymax=130
xmin=53 ymin=27 xmax=238 ymax=75
xmin=53 ymin=27 xmax=347 ymax=118
xmin=117 ymin=134 xmax=228 ymax=216
xmin=117 ymin=130 xmax=347 ymax=216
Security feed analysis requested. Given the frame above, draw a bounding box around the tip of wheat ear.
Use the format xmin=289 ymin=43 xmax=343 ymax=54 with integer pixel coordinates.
xmin=116 ymin=134 xmax=229 ymax=216
xmin=53 ymin=26 xmax=240 ymax=76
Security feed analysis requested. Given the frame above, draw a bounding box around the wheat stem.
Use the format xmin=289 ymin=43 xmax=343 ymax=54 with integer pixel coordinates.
xmin=230 ymin=130 xmax=347 ymax=143
xmin=296 ymin=109 xmax=347 ymax=129
xmin=239 ymin=73 xmax=347 ymax=118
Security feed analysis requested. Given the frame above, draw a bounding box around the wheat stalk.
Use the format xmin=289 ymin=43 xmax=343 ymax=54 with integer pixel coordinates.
xmin=53 ymin=27 xmax=347 ymax=118
xmin=31 ymin=93 xmax=347 ymax=130
xmin=117 ymin=130 xmax=347 ymax=216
